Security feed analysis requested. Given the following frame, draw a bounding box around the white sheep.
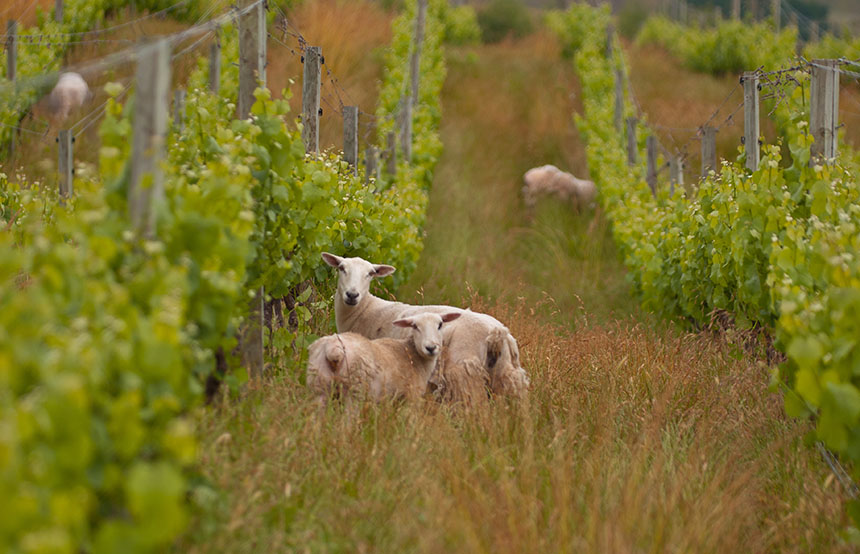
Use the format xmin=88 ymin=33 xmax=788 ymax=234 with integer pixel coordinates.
xmin=306 ymin=311 xmax=461 ymax=403
xmin=522 ymin=164 xmax=596 ymax=211
xmin=47 ymin=72 xmax=93 ymax=125
xmin=321 ymin=253 xmax=530 ymax=403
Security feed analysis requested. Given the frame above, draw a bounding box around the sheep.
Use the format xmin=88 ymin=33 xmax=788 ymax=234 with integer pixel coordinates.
xmin=46 ymin=72 xmax=93 ymax=126
xmin=307 ymin=311 xmax=461 ymax=403
xmin=321 ymin=252 xmax=530 ymax=403
xmin=522 ymin=164 xmax=596 ymax=212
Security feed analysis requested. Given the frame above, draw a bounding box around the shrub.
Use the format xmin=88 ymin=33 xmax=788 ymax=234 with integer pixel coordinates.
xmin=477 ymin=0 xmax=533 ymax=44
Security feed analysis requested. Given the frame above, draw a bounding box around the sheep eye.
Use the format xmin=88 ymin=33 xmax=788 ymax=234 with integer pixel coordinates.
xmin=368 ymin=272 xmax=375 ymax=278
xmin=338 ymin=266 xmax=345 ymax=273
xmin=437 ymin=322 xmax=443 ymax=330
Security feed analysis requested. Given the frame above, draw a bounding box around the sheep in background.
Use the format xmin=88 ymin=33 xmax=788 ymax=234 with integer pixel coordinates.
xmin=46 ymin=72 xmax=93 ymax=126
xmin=522 ymin=164 xmax=596 ymax=212
xmin=321 ymin=253 xmax=530 ymax=403
xmin=307 ymin=311 xmax=461 ymax=403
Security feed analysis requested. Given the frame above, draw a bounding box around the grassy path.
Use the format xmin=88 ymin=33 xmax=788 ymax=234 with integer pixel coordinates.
xmin=402 ymin=32 xmax=637 ymax=328
xmin=184 ymin=25 xmax=853 ymax=554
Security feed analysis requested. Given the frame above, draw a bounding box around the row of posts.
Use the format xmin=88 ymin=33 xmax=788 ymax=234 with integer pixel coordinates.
xmin=63 ymin=0 xmax=424 ymax=378
xmin=610 ymin=33 xmax=840 ymax=195
xmin=0 ymin=0 xmax=425 ymax=378
xmin=666 ymin=0 xmax=823 ymax=42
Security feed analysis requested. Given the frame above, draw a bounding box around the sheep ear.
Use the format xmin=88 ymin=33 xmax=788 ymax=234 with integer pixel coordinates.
xmin=441 ymin=312 xmax=461 ymax=323
xmin=392 ymin=318 xmax=413 ymax=328
xmin=372 ymin=264 xmax=396 ymax=277
xmin=322 ymin=252 xmax=343 ymax=268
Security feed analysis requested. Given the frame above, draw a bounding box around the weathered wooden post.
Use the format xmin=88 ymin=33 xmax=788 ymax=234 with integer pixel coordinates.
xmin=614 ymin=67 xmax=624 ymax=134
xmin=646 ymin=135 xmax=658 ymax=196
xmin=209 ymin=31 xmax=221 ymax=93
xmin=679 ymin=0 xmax=688 ymax=24
xmin=237 ymin=0 xmax=268 ymax=381
xmin=57 ymin=130 xmax=73 ymax=200
xmin=399 ymin=96 xmax=412 ymax=162
xmin=365 ymin=146 xmax=379 ymax=185
xmin=238 ymin=0 xmax=266 ymax=120
xmin=129 ymin=39 xmax=171 ymax=238
xmin=6 ymin=21 xmax=16 ymax=83
xmin=809 ymin=21 xmax=819 ymax=43
xmin=669 ymin=155 xmax=684 ymax=194
xmin=742 ymin=71 xmax=760 ymax=171
xmin=55 ymin=0 xmax=64 ymax=23
xmin=301 ymin=46 xmax=322 ymax=155
xmin=6 ymin=20 xmax=17 ymax=160
xmin=410 ymin=0 xmax=427 ymax=107
xmin=386 ymin=131 xmax=397 ymax=176
xmin=174 ymin=88 xmax=186 ymax=132
xmin=772 ymin=0 xmax=780 ymax=30
xmin=343 ymin=106 xmax=358 ymax=173
xmin=732 ymin=0 xmax=741 ymax=20
xmin=810 ymin=59 xmax=839 ymax=163
xmin=701 ymin=125 xmax=717 ymax=177
xmin=626 ymin=117 xmax=638 ymax=166
xmin=605 ymin=22 xmax=614 ymax=58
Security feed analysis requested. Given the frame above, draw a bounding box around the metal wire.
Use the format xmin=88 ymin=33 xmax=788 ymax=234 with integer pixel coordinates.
xmin=817 ymin=442 xmax=860 ymax=499
xmin=0 ymin=0 xmax=198 ymax=40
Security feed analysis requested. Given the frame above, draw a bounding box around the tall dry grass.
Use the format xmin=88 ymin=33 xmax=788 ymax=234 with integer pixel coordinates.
xmin=0 ymin=0 xmax=52 ymax=29
xmin=183 ymin=299 xmax=850 ymax=552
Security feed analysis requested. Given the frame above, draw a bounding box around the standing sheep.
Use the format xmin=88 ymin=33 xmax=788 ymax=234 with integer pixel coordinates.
xmin=46 ymin=72 xmax=93 ymax=126
xmin=321 ymin=253 xmax=530 ymax=403
xmin=307 ymin=311 xmax=461 ymax=403
xmin=522 ymin=164 xmax=596 ymax=212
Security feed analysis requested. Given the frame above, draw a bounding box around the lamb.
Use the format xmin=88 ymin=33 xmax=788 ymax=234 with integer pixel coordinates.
xmin=307 ymin=311 xmax=461 ymax=403
xmin=522 ymin=164 xmax=596 ymax=211
xmin=321 ymin=252 xmax=530 ymax=403
xmin=46 ymin=72 xmax=93 ymax=125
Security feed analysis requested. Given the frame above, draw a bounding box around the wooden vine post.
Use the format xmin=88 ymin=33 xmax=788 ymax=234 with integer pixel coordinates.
xmin=614 ymin=67 xmax=624 ymax=134
xmin=6 ymin=20 xmax=17 ymax=160
xmin=174 ymin=88 xmax=186 ymax=132
xmin=6 ymin=20 xmax=16 ymax=83
xmin=55 ymin=0 xmax=64 ymax=23
xmin=669 ymin=155 xmax=684 ymax=195
xmin=399 ymin=96 xmax=412 ymax=163
xmin=626 ymin=117 xmax=637 ymax=166
xmin=605 ymin=22 xmax=614 ymax=58
xmin=343 ymin=106 xmax=359 ymax=174
xmin=386 ymin=131 xmax=397 ymax=176
xmin=365 ymin=146 xmax=379 ymax=185
xmin=701 ymin=125 xmax=717 ymax=177
xmin=810 ymin=59 xmax=839 ymax=164
xmin=57 ymin=130 xmax=73 ymax=200
xmin=732 ymin=0 xmax=741 ymax=20
xmin=129 ymin=39 xmax=171 ymax=238
xmin=742 ymin=71 xmax=760 ymax=171
xmin=238 ymin=0 xmax=268 ymax=380
xmin=209 ymin=30 xmax=221 ymax=93
xmin=772 ymin=0 xmax=780 ymax=30
xmin=400 ymin=0 xmax=427 ymax=163
xmin=646 ymin=135 xmax=658 ymax=196
xmin=238 ymin=0 xmax=266 ymax=120
xmin=301 ymin=46 xmax=322 ymax=155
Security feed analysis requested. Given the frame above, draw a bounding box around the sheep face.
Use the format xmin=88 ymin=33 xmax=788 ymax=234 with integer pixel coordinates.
xmin=322 ymin=252 xmax=395 ymax=307
xmin=393 ymin=312 xmax=461 ymax=359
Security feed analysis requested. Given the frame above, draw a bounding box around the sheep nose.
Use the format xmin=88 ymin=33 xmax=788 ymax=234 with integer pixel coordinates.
xmin=345 ymin=291 xmax=359 ymax=305
xmin=425 ymin=345 xmax=437 ymax=356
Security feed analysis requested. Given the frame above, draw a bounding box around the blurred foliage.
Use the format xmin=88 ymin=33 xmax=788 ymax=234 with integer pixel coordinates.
xmin=477 ymin=0 xmax=533 ymax=44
